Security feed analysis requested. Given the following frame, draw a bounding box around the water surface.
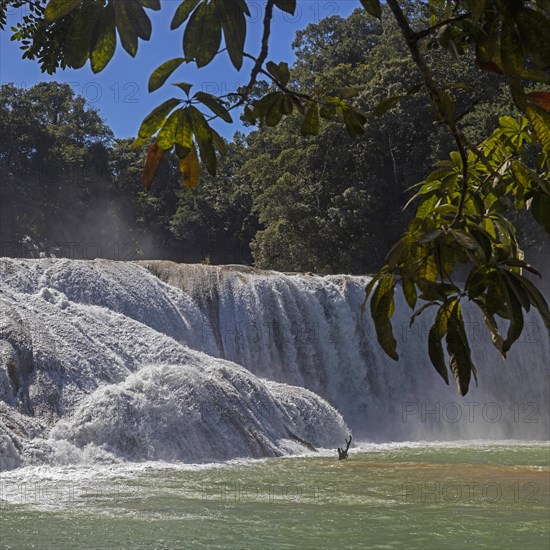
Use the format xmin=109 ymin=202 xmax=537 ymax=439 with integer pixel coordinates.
xmin=2 ymin=442 xmax=548 ymax=549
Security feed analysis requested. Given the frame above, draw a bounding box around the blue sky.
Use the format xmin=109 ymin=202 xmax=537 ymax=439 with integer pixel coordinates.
xmin=0 ymin=1 xmax=359 ymax=139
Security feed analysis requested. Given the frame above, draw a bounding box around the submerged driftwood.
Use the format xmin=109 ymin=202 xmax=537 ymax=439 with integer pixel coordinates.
xmin=337 ymin=435 xmax=352 ymax=460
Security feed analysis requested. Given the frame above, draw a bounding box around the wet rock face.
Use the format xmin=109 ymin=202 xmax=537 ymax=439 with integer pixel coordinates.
xmin=0 ymin=303 xmax=34 ymax=413
xmin=0 ymin=402 xmax=47 ymax=471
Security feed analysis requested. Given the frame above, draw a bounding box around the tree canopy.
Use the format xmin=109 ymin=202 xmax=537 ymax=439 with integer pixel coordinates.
xmin=3 ymin=0 xmax=550 ymax=395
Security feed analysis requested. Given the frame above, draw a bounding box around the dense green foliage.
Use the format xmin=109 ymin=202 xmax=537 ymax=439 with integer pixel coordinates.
xmin=2 ymin=11 xmax=526 ymax=269
xmin=3 ymin=0 xmax=550 ymax=394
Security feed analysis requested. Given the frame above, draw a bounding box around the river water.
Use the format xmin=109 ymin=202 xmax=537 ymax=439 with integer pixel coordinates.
xmin=1 ymin=442 xmax=549 ymax=549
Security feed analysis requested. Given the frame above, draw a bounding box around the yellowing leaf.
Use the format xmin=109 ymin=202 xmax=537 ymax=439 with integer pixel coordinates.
xmin=91 ymin=3 xmax=117 ymax=73
xmin=143 ymin=142 xmax=164 ymax=190
xmin=527 ymin=105 xmax=550 ymax=153
xmin=527 ymin=91 xmax=550 ymax=112
xmin=149 ymin=58 xmax=185 ymax=92
xmin=180 ymin=144 xmax=200 ymax=190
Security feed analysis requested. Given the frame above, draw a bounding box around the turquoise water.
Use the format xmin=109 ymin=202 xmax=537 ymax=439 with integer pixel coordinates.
xmin=1 ymin=442 xmax=549 ymax=550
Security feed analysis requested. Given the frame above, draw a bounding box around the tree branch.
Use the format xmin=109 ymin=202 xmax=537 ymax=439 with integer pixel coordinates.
xmin=386 ymin=0 xmax=469 ymax=228
xmin=414 ymin=13 xmax=470 ymax=40
xmin=239 ymin=0 xmax=275 ymax=105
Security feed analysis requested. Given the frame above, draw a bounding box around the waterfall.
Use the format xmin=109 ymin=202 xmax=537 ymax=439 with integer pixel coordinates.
xmin=139 ymin=261 xmax=549 ymax=441
xmin=1 ymin=258 xmax=548 ymax=470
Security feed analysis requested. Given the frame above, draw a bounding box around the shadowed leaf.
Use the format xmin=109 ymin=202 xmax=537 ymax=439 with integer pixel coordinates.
xmin=44 ymin=0 xmax=80 ymax=21
xmin=301 ymin=103 xmax=320 ymax=136
xmin=194 ymin=92 xmax=232 ymax=122
xmin=360 ymin=0 xmax=382 ymax=19
xmin=274 ymin=0 xmax=297 ymax=15
xmin=370 ymin=274 xmax=398 ymax=361
xmin=172 ymin=0 xmax=201 ymax=30
xmin=184 ymin=0 xmax=222 ymax=67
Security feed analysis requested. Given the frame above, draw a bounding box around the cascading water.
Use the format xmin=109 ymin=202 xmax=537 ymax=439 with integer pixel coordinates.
xmin=140 ymin=261 xmax=549 ymax=441
xmin=0 ymin=258 xmax=548 ymax=471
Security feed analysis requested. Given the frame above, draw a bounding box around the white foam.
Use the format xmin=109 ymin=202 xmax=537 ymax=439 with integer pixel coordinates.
xmin=0 ymin=259 xmax=347 ymax=469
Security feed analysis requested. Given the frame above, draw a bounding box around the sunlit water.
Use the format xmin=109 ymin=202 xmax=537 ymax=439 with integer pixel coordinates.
xmin=1 ymin=441 xmax=548 ymax=550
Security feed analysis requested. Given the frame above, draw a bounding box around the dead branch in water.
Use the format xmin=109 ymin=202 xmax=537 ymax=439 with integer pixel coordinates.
xmin=337 ymin=435 xmax=352 ymax=460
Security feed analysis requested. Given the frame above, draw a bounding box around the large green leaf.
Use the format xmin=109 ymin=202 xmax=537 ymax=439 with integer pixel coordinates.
xmin=503 ymin=271 xmax=531 ymax=311
xmin=44 ymin=0 xmax=80 ymax=21
xmin=466 ymin=266 xmax=489 ymax=299
xmin=156 ymin=110 xmax=180 ymax=151
xmin=125 ymin=0 xmax=152 ymax=40
xmin=342 ymin=107 xmax=366 ymax=138
xmin=473 ymin=297 xmax=505 ymax=356
xmin=194 ymin=92 xmax=233 ymax=123
xmin=171 ymin=0 xmax=201 ymax=29
xmin=211 ymin=128 xmax=227 ymax=155
xmin=149 ymin=58 xmax=185 ymax=93
xmin=115 ymin=0 xmax=138 ymax=56
xmin=428 ymin=307 xmax=449 ymax=384
xmin=187 ymin=105 xmax=212 ymax=142
xmin=179 ymin=144 xmax=201 ymax=190
xmin=527 ymin=105 xmax=550 ymax=153
xmin=172 ymin=82 xmax=194 ymax=96
xmin=402 ymin=278 xmax=417 ymax=310
xmin=360 ymin=0 xmax=382 ymax=19
xmin=508 ymin=272 xmax=550 ymax=331
xmin=252 ymin=92 xmax=281 ymax=119
xmin=217 ymin=0 xmax=247 ymax=69
xmin=500 ymin=20 xmax=524 ymax=75
xmin=265 ymin=94 xmax=286 ymax=127
xmin=91 ymin=3 xmax=117 ymax=73
xmin=445 ymin=301 xmax=473 ymax=396
xmin=501 ymin=278 xmax=524 ymax=354
xmin=65 ymin=5 xmax=99 ymax=69
xmin=184 ymin=0 xmax=222 ymax=67
xmin=266 ymin=61 xmax=291 ymax=87
xmin=418 ymin=253 xmax=438 ymax=283
xmin=370 ymin=274 xmax=398 ymax=361
xmin=516 ymin=9 xmax=550 ymax=69
xmin=134 ymin=98 xmax=181 ymax=147
xmin=362 ymin=272 xmax=384 ymax=313
xmin=176 ymin=109 xmax=193 ymax=151
xmin=187 ymin=106 xmax=216 ymax=174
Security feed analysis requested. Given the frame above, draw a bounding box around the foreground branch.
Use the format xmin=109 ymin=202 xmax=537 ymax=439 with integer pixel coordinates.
xmin=386 ymin=0 xmax=469 ymax=226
